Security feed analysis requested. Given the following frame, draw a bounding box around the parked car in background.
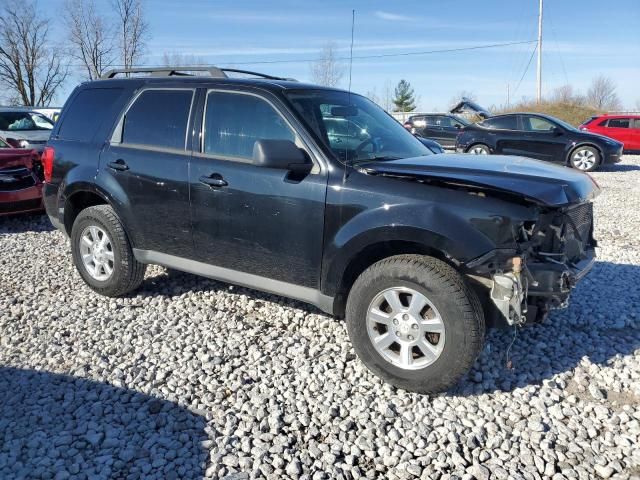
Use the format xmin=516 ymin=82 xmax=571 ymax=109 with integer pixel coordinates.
xmin=580 ymin=114 xmax=640 ymax=153
xmin=0 ymin=108 xmax=55 ymax=153
xmin=404 ymin=114 xmax=470 ymax=148
xmin=455 ymin=113 xmax=623 ymax=171
xmin=44 ymin=66 xmax=598 ymax=393
xmin=0 ymin=136 xmax=43 ymax=215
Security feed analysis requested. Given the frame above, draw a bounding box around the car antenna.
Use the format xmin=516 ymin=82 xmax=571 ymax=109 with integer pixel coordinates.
xmin=343 ymin=9 xmax=356 ymax=183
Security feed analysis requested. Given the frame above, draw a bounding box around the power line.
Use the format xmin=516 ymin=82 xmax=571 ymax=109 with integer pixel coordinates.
xmin=512 ymin=42 xmax=538 ymax=97
xmin=67 ymin=39 xmax=537 ymax=68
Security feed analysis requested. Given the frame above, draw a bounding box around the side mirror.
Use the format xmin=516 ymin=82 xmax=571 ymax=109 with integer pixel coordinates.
xmin=253 ymin=139 xmax=312 ymax=173
xmin=454 ymin=124 xmax=462 ymax=129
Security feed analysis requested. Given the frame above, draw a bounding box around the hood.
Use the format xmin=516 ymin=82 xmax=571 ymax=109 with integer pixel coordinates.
xmin=449 ymin=98 xmax=491 ymax=119
xmin=0 ymin=148 xmax=38 ymax=169
xmin=357 ymin=154 xmax=600 ymax=207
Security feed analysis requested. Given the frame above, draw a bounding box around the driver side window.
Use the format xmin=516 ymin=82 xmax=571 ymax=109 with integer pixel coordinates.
xmin=523 ymin=116 xmax=555 ymax=132
xmin=203 ymin=91 xmax=296 ymax=161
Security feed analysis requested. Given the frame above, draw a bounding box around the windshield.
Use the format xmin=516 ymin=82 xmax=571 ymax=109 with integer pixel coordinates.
xmin=285 ymin=90 xmax=430 ymax=163
xmin=0 ymin=111 xmax=54 ymax=132
xmin=551 ymin=117 xmax=579 ymax=132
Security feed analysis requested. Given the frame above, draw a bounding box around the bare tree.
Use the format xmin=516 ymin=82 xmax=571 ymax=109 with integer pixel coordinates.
xmin=310 ymin=43 xmax=344 ymax=87
xmin=161 ymin=52 xmax=206 ymax=67
xmin=112 ymin=0 xmax=148 ymax=70
xmin=365 ymin=88 xmax=380 ymax=106
xmin=587 ymin=76 xmax=621 ymax=111
xmin=65 ymin=0 xmax=116 ymax=80
xmin=0 ymin=1 xmax=68 ymax=106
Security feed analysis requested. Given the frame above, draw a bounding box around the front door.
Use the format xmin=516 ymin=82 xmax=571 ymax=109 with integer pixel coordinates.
xmin=97 ymin=88 xmax=195 ymax=258
xmin=189 ymin=89 xmax=327 ymax=288
xmin=520 ymin=115 xmax=567 ymax=162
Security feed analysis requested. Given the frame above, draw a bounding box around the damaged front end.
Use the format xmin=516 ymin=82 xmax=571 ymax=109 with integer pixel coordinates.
xmin=469 ymin=201 xmax=597 ymax=327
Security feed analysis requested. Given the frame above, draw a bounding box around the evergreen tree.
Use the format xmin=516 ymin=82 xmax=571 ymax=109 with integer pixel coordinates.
xmin=392 ymin=80 xmax=417 ymax=112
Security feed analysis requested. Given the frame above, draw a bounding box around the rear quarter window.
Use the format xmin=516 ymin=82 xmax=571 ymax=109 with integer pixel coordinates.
xmin=58 ymin=88 xmax=124 ymax=141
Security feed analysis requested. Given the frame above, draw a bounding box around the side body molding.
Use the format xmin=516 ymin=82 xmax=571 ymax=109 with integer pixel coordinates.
xmin=133 ymin=249 xmax=335 ymax=315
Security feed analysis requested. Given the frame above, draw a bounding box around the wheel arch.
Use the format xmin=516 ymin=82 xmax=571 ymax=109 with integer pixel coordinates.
xmin=566 ymin=142 xmax=604 ymax=166
xmin=62 ymin=187 xmax=110 ymax=236
xmin=329 ymin=239 xmax=460 ymax=318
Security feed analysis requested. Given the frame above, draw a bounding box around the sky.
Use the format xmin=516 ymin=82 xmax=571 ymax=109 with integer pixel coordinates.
xmin=42 ymin=0 xmax=640 ymax=110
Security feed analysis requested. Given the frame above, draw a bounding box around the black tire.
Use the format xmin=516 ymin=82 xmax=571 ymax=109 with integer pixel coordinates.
xmin=70 ymin=204 xmax=146 ymax=297
xmin=568 ymin=145 xmax=600 ymax=172
xmin=346 ymin=254 xmax=485 ymax=394
xmin=466 ymin=143 xmax=491 ymax=155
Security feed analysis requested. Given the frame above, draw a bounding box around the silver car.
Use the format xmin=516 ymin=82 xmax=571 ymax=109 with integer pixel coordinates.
xmin=0 ymin=108 xmax=54 ymax=152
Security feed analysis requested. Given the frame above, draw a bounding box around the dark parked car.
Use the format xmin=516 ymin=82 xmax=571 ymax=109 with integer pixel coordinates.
xmin=43 ymin=66 xmax=599 ymax=393
xmin=456 ymin=113 xmax=623 ymax=172
xmin=0 ymin=136 xmax=43 ymax=215
xmin=403 ymin=114 xmax=470 ymax=148
xmin=0 ymin=108 xmax=55 ymax=153
xmin=415 ymin=135 xmax=444 ymax=154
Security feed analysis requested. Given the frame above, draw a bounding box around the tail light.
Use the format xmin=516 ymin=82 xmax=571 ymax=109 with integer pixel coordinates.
xmin=41 ymin=146 xmax=55 ymax=183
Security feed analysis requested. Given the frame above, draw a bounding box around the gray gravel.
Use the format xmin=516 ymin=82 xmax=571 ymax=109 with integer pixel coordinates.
xmin=1 ymin=156 xmax=639 ymax=480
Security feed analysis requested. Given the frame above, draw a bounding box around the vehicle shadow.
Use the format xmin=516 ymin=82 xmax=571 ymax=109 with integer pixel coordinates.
xmin=452 ymin=260 xmax=640 ymax=395
xmin=0 ymin=367 xmax=209 ymax=479
xmin=597 ymin=163 xmax=640 ymax=172
xmin=137 ymin=261 xmax=639 ymax=397
xmin=138 ymin=267 xmax=327 ymax=315
xmin=0 ymin=212 xmax=54 ymax=233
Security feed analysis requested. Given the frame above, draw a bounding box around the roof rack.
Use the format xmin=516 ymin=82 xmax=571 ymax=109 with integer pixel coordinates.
xmin=100 ymin=66 xmax=296 ymax=81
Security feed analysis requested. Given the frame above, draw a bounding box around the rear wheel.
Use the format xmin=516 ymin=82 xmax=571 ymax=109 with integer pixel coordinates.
xmin=467 ymin=143 xmax=490 ymax=155
xmin=569 ymin=146 xmax=600 ymax=171
xmin=346 ymin=255 xmax=485 ymax=393
xmin=71 ymin=205 xmax=146 ymax=297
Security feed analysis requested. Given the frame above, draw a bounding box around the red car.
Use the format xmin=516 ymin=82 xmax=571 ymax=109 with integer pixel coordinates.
xmin=580 ymin=114 xmax=640 ymax=152
xmin=0 ymin=136 xmax=44 ymax=215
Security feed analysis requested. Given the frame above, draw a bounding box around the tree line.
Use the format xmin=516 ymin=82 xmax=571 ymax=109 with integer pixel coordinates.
xmin=0 ymin=0 xmax=148 ymax=106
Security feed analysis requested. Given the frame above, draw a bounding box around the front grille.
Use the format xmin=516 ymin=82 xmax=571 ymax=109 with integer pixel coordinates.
xmin=565 ymin=203 xmax=593 ymax=243
xmin=563 ymin=203 xmax=593 ymax=261
xmin=0 ymin=167 xmax=37 ymax=192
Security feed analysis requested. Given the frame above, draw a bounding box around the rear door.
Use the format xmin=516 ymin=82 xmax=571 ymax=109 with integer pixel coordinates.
xmin=98 ymin=88 xmax=196 ymax=258
xmin=478 ymin=116 xmax=521 ymax=155
xmin=630 ymin=118 xmax=640 ymax=150
xmin=189 ymin=88 xmax=328 ymax=288
xmin=603 ymin=118 xmax=632 ymax=148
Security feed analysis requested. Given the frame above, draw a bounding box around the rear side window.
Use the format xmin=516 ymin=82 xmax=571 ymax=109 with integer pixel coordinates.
xmin=122 ymin=90 xmax=193 ymax=150
xmin=480 ymin=116 xmax=518 ymax=130
xmin=58 ymin=88 xmax=123 ymax=141
xmin=606 ymin=118 xmax=630 ymax=128
xmin=203 ymin=91 xmax=295 ymax=160
xmin=633 ymin=119 xmax=640 ymax=129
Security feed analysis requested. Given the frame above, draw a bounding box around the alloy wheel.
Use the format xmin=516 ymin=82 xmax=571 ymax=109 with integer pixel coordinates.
xmin=79 ymin=225 xmax=115 ymax=281
xmin=572 ymin=148 xmax=596 ymax=170
xmin=469 ymin=146 xmax=489 ymax=155
xmin=366 ymin=287 xmax=445 ymax=370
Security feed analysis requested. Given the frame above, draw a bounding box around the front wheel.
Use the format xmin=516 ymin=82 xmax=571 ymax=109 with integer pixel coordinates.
xmin=569 ymin=146 xmax=600 ymax=171
xmin=346 ymin=255 xmax=485 ymax=394
xmin=467 ymin=143 xmax=490 ymax=155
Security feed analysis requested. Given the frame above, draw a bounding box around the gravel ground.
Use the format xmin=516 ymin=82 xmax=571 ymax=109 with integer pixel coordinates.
xmin=1 ymin=156 xmax=639 ymax=480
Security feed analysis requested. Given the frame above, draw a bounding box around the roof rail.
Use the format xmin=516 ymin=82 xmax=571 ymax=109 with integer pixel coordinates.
xmin=100 ymin=66 xmax=296 ymax=81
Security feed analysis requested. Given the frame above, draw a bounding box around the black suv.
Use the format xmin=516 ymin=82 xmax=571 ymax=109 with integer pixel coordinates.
xmin=43 ymin=66 xmax=599 ymax=393
xmin=403 ymin=114 xmax=469 ymax=148
xmin=455 ymin=113 xmax=624 ymax=172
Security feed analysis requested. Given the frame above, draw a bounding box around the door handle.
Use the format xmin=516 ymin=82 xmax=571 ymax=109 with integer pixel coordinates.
xmin=107 ymin=159 xmax=129 ymax=171
xmin=199 ymin=174 xmax=228 ymax=188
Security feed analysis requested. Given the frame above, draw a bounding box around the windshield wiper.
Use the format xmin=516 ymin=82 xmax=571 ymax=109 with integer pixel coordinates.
xmin=349 ymin=155 xmax=400 ymax=165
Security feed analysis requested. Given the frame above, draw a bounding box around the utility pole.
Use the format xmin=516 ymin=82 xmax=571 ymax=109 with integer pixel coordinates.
xmin=507 ymin=84 xmax=510 ymax=108
xmin=536 ymin=0 xmax=543 ymax=103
